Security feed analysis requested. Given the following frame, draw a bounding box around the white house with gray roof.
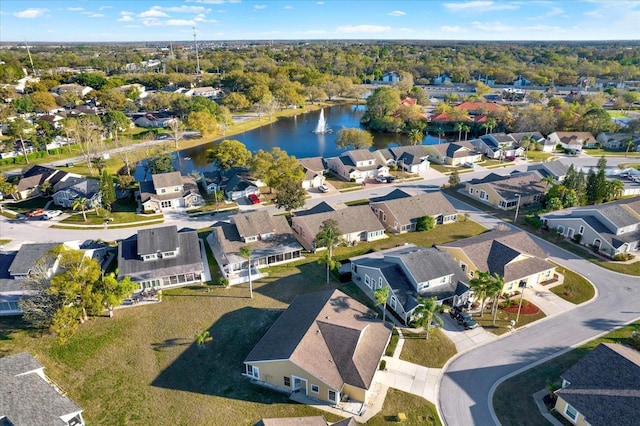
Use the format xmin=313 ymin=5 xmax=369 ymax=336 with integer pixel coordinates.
xmin=208 ymin=210 xmax=303 ymax=285
xmin=137 ymin=171 xmax=202 ymax=212
xmin=541 ymin=198 xmax=640 ymax=255
xmin=424 ymin=140 xmax=483 ymax=166
xmin=0 ymin=352 xmax=85 ymax=425
xmin=370 ymin=190 xmax=458 ymax=233
xmin=117 ymin=225 xmax=204 ymax=291
xmin=325 ymin=149 xmax=389 ymax=183
xmin=291 ymin=203 xmax=387 ymax=252
xmin=52 ymin=177 xmax=102 ymax=209
xmin=350 ymin=246 xmax=470 ymax=324
xmin=376 ymin=145 xmax=431 ymax=173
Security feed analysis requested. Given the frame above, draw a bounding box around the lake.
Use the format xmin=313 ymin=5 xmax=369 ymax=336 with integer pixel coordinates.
xmin=137 ymin=104 xmax=442 ymax=179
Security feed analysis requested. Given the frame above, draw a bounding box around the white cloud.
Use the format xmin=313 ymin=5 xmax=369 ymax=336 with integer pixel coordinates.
xmin=66 ymin=7 xmax=84 ymax=11
xmin=336 ymin=24 xmax=392 ymax=33
xmin=118 ymin=12 xmax=134 ymax=22
xmin=439 ymin=25 xmax=467 ymax=33
xmin=284 ymin=5 xmax=293 ymax=9
xmin=398 ymin=27 xmax=415 ymax=33
xmin=317 ymin=1 xmax=325 ymax=4
xmin=155 ymin=5 xmax=209 ymax=13
xmin=99 ymin=6 xmax=112 ymax=11
xmin=254 ymin=5 xmax=267 ymax=9
xmin=388 ymin=10 xmax=406 ymax=17
xmin=138 ymin=9 xmax=169 ymax=18
xmin=443 ymin=1 xmax=519 ymax=12
xmin=88 ymin=13 xmax=105 ymax=18
xmin=14 ymin=8 xmax=48 ymax=19
xmin=166 ymin=19 xmax=197 ymax=26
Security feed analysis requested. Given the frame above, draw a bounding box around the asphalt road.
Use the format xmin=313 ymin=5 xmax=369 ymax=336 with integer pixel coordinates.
xmin=437 ymin=222 xmax=640 ymax=425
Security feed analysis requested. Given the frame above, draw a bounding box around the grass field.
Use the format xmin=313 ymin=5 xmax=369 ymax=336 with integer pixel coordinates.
xmin=400 ymin=328 xmax=457 ymax=368
xmin=473 ymin=305 xmax=547 ymax=336
xmin=549 ymin=263 xmax=595 ymax=304
xmin=493 ymin=322 xmax=640 ymax=426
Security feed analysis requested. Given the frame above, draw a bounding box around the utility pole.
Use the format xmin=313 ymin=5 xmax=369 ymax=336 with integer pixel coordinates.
xmin=514 ymin=194 xmax=521 ymax=223
xmin=193 ymin=27 xmax=200 ymax=75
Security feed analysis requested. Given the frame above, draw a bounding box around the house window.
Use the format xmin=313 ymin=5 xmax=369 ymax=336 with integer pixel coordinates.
xmin=469 ymin=188 xmax=474 ymax=194
xmin=328 ymin=390 xmax=337 ymax=402
xmin=160 ymin=188 xmax=167 ymax=194
xmin=161 ymin=200 xmax=172 ymax=208
xmin=247 ymin=365 xmax=259 ymax=379
xmin=460 ymin=263 xmax=467 ymax=272
xmin=311 ymin=384 xmax=319 ymax=393
xmin=469 ymin=270 xmax=475 ymax=277
xmin=390 ymin=297 xmax=397 ymax=310
xmin=284 ymin=377 xmax=291 ymax=387
xmin=174 ymin=186 xmax=180 ymax=192
xmin=352 ymin=264 xmax=358 ymax=273
xmin=557 ymin=226 xmax=565 ymax=235
xmin=564 ymin=404 xmax=578 ymax=421
xmin=579 ymin=226 xmax=584 ymax=235
xmin=364 ymin=274 xmax=371 ymax=288
xmin=378 ymin=277 xmax=382 ymax=289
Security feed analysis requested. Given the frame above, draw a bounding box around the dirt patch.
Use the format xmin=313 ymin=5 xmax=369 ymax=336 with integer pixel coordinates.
xmin=502 ymin=301 xmax=541 ymax=315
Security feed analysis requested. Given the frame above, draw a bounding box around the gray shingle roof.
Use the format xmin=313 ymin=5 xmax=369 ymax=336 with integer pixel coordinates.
xmin=295 ymin=205 xmax=384 ymax=235
xmin=151 ymin=171 xmax=183 ymax=189
xmin=555 ymin=343 xmax=640 ymax=426
xmin=527 ymin=160 xmax=569 ymax=180
xmin=53 ymin=177 xmax=100 ymax=199
xmin=245 ymin=289 xmax=392 ymax=391
xmin=371 ymin=191 xmax=457 ymax=225
xmin=468 ymin=171 xmax=545 ymax=200
xmin=118 ymin=227 xmax=203 ymax=282
xmin=233 ymin=210 xmax=276 ymax=238
xmin=137 ymin=225 xmax=179 ymax=255
xmin=8 ymin=243 xmax=58 ymax=277
xmin=298 ymin=157 xmax=326 ymax=173
xmin=0 ymin=352 xmax=83 ymax=426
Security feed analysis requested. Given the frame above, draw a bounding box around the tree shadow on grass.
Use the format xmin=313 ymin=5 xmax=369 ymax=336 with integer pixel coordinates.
xmin=151 ymin=337 xmax=191 ymax=352
xmin=152 ymin=306 xmax=288 ymax=404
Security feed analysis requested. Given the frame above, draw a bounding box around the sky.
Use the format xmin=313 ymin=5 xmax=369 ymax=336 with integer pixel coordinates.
xmin=1 ymin=0 xmax=639 ymax=43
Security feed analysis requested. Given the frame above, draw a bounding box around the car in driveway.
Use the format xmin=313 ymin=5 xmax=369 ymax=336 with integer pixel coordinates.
xmin=318 ymin=185 xmax=329 ymax=193
xmin=375 ymin=175 xmax=388 ymax=183
xmin=247 ymin=193 xmax=261 ymax=204
xmin=450 ymin=307 xmax=479 ymax=330
xmin=26 ymin=208 xmax=46 ymax=218
xmin=464 ymin=161 xmax=475 ymax=168
xmin=42 ymin=210 xmax=62 ymax=220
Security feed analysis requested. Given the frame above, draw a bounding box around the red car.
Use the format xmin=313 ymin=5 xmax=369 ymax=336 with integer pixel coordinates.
xmin=248 ymin=194 xmax=261 ymax=204
xmin=26 ymin=208 xmax=46 ymax=217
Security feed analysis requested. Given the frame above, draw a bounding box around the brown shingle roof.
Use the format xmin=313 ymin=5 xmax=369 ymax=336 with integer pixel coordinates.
xmin=245 ymin=289 xmax=392 ymax=391
xmin=297 ymin=205 xmax=384 ymax=235
xmin=232 ymin=210 xmax=276 ymax=239
xmin=469 ymin=171 xmax=545 ymax=200
xmin=371 ymin=191 xmax=457 ymax=225
xmin=151 ymin=171 xmax=183 ymax=189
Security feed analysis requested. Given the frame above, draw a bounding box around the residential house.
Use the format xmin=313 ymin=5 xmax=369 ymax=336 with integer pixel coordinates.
xmin=455 ymin=101 xmax=508 ymax=117
xmin=432 ymin=74 xmax=452 ymax=85
xmin=133 ymin=114 xmax=174 ymax=128
xmin=208 ymin=210 xmax=303 ymax=285
xmin=370 ymin=190 xmax=457 ymax=233
xmin=14 ymin=165 xmax=80 ymax=200
xmin=298 ymin=157 xmax=327 ymax=189
xmin=244 ymin=289 xmax=392 ymax=407
xmin=554 ymin=343 xmax=640 ymax=426
xmin=377 ymin=145 xmax=430 ymax=173
xmin=185 ymin=86 xmax=222 ymax=98
xmin=291 ymin=203 xmax=387 ymax=252
xmin=547 ymin=132 xmax=597 ymax=152
xmin=438 ymin=229 xmax=556 ymax=294
xmin=51 ymin=83 xmax=93 ymax=98
xmin=424 ymin=141 xmax=483 ymax=166
xmin=540 ymin=198 xmax=640 ymax=255
xmin=527 ymin=160 xmax=569 ymax=184
xmin=464 ymin=171 xmax=546 ymax=210
xmin=0 ymin=352 xmax=85 ymax=425
xmin=114 ymin=83 xmax=146 ymax=99
xmin=509 ymin=132 xmax=548 ymax=153
xmin=7 ymin=243 xmax=60 ymax=280
xmin=596 ymin=132 xmax=640 ymax=151
xmin=350 ymin=246 xmax=470 ymax=323
xmin=137 ymin=171 xmax=202 ymax=212
xmin=201 ymin=168 xmax=263 ymax=200
xmin=474 ymin=133 xmax=521 ymax=159
xmin=381 ymin=72 xmax=399 ymax=83
xmin=512 ymin=76 xmax=532 ymax=87
xmin=52 ymin=177 xmax=102 ymax=209
xmin=117 ymin=225 xmax=204 ymax=291
xmin=326 ymin=149 xmax=389 ymax=183
xmin=38 ymin=113 xmax=65 ymax=130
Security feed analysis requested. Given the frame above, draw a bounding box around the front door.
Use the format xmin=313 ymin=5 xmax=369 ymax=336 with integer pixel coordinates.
xmin=292 ymin=376 xmax=307 ymax=395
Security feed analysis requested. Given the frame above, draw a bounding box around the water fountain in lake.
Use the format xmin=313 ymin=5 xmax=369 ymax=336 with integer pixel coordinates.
xmin=313 ymin=108 xmax=332 ymax=134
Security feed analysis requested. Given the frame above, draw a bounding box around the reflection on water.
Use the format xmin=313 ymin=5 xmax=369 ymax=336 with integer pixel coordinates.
xmin=136 ymin=104 xmax=441 ymax=179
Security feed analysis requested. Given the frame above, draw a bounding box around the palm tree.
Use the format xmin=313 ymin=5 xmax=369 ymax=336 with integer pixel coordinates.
xmin=436 ymin=127 xmax=445 ymax=143
xmin=315 ymin=219 xmax=346 ymax=284
xmin=462 ymin=124 xmax=471 ymax=141
xmin=488 ymin=273 xmax=505 ymax=326
xmin=39 ymin=181 xmax=52 ymax=197
xmin=542 ymin=174 xmax=557 ymax=189
xmin=195 ymin=330 xmax=213 ymax=349
xmin=373 ymin=286 xmax=390 ymax=323
xmin=238 ymin=246 xmax=253 ymax=298
xmin=412 ymin=296 xmax=443 ymax=340
xmin=520 ymin=134 xmax=534 ymax=159
xmin=469 ymin=271 xmax=492 ymax=317
xmin=625 ymin=137 xmax=635 ymax=157
xmin=407 ymin=128 xmax=424 ymax=145
xmin=455 ymin=122 xmax=465 ymax=141
xmin=72 ymin=197 xmax=89 ymax=222
xmin=482 ymin=118 xmax=497 ymax=134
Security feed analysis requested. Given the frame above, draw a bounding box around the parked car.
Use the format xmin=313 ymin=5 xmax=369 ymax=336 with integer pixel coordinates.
xmin=505 ymin=156 xmax=516 ymax=162
xmin=456 ymin=311 xmax=479 ymax=330
xmin=247 ymin=193 xmax=261 ymax=204
xmin=318 ymin=185 xmax=329 ymax=193
xmin=26 ymin=208 xmax=46 ymax=218
xmin=42 ymin=210 xmax=62 ymax=220
xmin=375 ymin=175 xmax=388 ymax=183
xmin=386 ymin=176 xmax=396 ymax=183
xmin=464 ymin=161 xmax=475 ymax=168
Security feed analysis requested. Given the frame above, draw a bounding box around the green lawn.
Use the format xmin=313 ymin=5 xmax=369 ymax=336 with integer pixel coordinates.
xmin=6 ymin=196 xmax=49 ymax=213
xmin=324 ymin=172 xmax=361 ymax=190
xmin=524 ymin=151 xmax=554 ymax=162
xmin=399 ymin=328 xmax=457 ymax=368
xmin=60 ymin=209 xmax=162 ymax=225
xmin=366 ymin=388 xmax=441 ymax=426
xmin=344 ymin=198 xmax=370 ymax=206
xmin=549 ymin=262 xmax=595 ymax=304
xmin=474 ymin=307 xmax=547 ymax=336
xmin=493 ymin=322 xmax=640 ymax=426
xmin=385 ymin=328 xmax=400 ymax=357
xmin=0 ymin=262 xmax=442 ymax=425
xmin=0 ymin=239 xmax=11 ymax=245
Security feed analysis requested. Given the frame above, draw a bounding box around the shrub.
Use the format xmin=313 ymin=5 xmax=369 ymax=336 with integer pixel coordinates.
xmin=379 ymin=359 xmax=387 ymax=370
xmin=217 ymin=277 xmax=229 ymax=287
xmin=613 ymin=253 xmax=634 ymax=261
xmin=525 ymin=214 xmax=543 ymax=230
xmin=572 ymin=234 xmax=582 ymax=244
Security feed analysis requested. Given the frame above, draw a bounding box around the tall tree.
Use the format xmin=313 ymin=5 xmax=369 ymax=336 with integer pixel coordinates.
xmin=207 ymin=139 xmax=251 ymax=170
xmin=335 ymin=127 xmax=374 ymax=150
xmin=469 ymin=271 xmax=492 ymax=318
xmin=250 ymin=147 xmax=305 ymax=193
xmin=488 ymin=273 xmax=505 ymax=326
xmin=373 ymin=286 xmax=390 ymax=323
xmin=167 ymin=117 xmax=185 ymax=150
xmin=238 ymin=246 xmax=253 ymax=299
xmin=273 ymin=179 xmax=306 ymax=213
xmin=185 ymin=110 xmax=217 ymax=138
xmin=315 ymin=219 xmax=345 ymax=284
xmin=8 ymin=118 xmax=33 ymax=164
xmin=72 ymin=197 xmax=89 ymax=222
xmin=99 ymin=171 xmax=116 ymax=211
xmin=95 ymin=274 xmax=137 ymax=318
xmin=412 ymin=296 xmax=443 ymax=340
xmin=145 ymin=152 xmax=175 ymax=175
xmin=407 ymin=128 xmax=424 ymax=145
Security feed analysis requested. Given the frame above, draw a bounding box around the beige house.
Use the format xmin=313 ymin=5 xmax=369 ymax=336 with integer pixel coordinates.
xmin=424 ymin=141 xmax=483 ymax=166
xmin=244 ymin=289 xmax=392 ymax=407
xmin=370 ymin=190 xmax=458 ymax=233
xmin=438 ymin=229 xmax=555 ymax=294
xmin=326 ymin=149 xmax=389 ymax=183
xmin=547 ymin=132 xmax=596 ymax=151
xmin=298 ymin=157 xmax=327 ymax=189
xmin=291 ymin=203 xmax=387 ymax=251
xmin=137 ymin=171 xmax=202 ymax=212
xmin=464 ymin=171 xmax=546 ymax=210
xmin=554 ymin=343 xmax=640 ymax=426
